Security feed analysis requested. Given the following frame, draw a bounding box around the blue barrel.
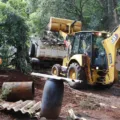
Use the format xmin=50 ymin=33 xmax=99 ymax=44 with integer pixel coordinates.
xmin=40 ymin=78 xmax=64 ymax=119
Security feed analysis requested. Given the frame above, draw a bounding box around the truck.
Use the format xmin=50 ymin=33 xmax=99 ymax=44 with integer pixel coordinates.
xmin=29 ymin=32 xmax=67 ymax=69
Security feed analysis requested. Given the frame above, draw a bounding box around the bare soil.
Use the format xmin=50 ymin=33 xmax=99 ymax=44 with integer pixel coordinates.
xmin=0 ymin=69 xmax=120 ymax=120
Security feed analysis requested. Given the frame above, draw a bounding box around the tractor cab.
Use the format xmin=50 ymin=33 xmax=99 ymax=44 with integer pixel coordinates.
xmin=67 ymin=31 xmax=108 ymax=69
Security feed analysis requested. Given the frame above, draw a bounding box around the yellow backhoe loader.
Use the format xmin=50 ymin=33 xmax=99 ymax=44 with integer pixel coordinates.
xmin=49 ymin=17 xmax=120 ymax=89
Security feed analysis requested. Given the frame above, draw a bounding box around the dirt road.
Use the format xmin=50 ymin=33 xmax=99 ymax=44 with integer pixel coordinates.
xmin=0 ymin=70 xmax=120 ymax=120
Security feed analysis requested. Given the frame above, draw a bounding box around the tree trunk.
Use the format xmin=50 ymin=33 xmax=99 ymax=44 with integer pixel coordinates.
xmin=98 ymin=0 xmax=119 ymax=31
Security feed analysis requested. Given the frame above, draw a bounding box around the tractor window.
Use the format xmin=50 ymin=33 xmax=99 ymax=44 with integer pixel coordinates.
xmin=72 ymin=35 xmax=80 ymax=54
xmin=71 ymin=32 xmax=92 ymax=56
xmin=93 ymin=33 xmax=107 ymax=53
xmin=94 ymin=36 xmax=105 ymax=52
xmin=78 ymin=33 xmax=92 ymax=57
xmin=93 ymin=34 xmax=108 ymax=68
xmin=79 ymin=33 xmax=92 ymax=56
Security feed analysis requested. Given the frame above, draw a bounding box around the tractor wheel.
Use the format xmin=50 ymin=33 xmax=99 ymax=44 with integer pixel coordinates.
xmin=29 ymin=43 xmax=36 ymax=57
xmin=67 ymin=62 xmax=87 ymax=89
xmin=51 ymin=64 xmax=61 ymax=76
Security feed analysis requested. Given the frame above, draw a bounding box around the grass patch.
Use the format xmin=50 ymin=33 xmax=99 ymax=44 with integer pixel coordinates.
xmin=0 ymin=85 xmax=12 ymax=100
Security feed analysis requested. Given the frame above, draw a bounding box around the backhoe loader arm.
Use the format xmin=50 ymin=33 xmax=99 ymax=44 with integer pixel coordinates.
xmin=102 ymin=25 xmax=120 ymax=83
xmin=59 ymin=30 xmax=68 ymax=40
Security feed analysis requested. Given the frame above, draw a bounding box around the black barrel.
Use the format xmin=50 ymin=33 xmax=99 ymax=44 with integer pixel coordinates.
xmin=40 ymin=79 xmax=64 ymax=119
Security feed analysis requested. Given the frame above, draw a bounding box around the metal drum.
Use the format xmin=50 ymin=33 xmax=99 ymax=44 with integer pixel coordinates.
xmin=41 ymin=78 xmax=64 ymax=119
xmin=2 ymin=82 xmax=34 ymax=101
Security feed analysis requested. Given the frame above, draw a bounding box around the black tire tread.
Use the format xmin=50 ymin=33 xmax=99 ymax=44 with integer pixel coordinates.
xmin=67 ymin=62 xmax=87 ymax=89
xmin=51 ymin=64 xmax=61 ymax=76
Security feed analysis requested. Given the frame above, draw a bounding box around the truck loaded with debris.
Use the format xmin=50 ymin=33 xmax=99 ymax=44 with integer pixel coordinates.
xmin=29 ymin=31 xmax=67 ymax=68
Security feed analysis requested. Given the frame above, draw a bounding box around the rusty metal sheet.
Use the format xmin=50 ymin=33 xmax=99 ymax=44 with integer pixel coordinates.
xmin=0 ymin=100 xmax=41 ymax=117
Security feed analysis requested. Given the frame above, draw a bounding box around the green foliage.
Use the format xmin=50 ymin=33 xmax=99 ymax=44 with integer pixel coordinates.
xmin=26 ymin=0 xmax=109 ymax=35
xmin=0 ymin=1 xmax=13 ymax=23
xmin=27 ymin=11 xmax=41 ymax=35
xmin=0 ymin=45 xmax=13 ymax=68
xmin=0 ymin=1 xmax=31 ymax=73
xmin=7 ymin=0 xmax=28 ymax=18
xmin=1 ymin=84 xmax=12 ymax=100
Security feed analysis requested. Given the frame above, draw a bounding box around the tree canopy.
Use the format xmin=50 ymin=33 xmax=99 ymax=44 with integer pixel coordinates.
xmin=0 ymin=0 xmax=120 ymax=72
xmin=26 ymin=0 xmax=120 ymax=35
xmin=0 ymin=0 xmax=30 ymax=73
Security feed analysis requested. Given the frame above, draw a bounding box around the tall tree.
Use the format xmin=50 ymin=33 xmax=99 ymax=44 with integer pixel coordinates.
xmin=0 ymin=1 xmax=30 ymax=73
xmin=98 ymin=0 xmax=119 ymax=31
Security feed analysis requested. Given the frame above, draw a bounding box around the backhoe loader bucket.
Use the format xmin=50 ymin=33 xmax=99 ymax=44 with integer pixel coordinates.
xmin=48 ymin=17 xmax=82 ymax=33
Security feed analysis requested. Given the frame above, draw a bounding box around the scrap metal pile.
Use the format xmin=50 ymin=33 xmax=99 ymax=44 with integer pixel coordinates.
xmin=0 ymin=81 xmax=40 ymax=118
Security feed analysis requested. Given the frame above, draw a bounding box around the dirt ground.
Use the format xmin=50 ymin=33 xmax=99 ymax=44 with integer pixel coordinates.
xmin=0 ymin=69 xmax=120 ymax=120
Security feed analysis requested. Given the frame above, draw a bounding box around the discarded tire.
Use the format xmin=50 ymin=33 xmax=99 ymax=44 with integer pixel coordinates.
xmin=41 ymin=79 xmax=64 ymax=119
xmin=1 ymin=82 xmax=34 ymax=101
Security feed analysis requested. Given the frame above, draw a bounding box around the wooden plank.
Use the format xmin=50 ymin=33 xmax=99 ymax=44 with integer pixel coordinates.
xmin=31 ymin=72 xmax=82 ymax=84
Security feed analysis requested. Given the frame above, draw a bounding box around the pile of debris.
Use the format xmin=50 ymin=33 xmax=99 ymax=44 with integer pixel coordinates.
xmin=41 ymin=31 xmax=64 ymax=46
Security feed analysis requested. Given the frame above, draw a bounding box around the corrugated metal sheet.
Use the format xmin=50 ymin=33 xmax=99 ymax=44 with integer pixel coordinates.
xmin=0 ymin=100 xmax=41 ymax=117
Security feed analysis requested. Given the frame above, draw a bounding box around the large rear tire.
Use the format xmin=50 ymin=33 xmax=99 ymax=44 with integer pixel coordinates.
xmin=67 ymin=62 xmax=87 ymax=89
